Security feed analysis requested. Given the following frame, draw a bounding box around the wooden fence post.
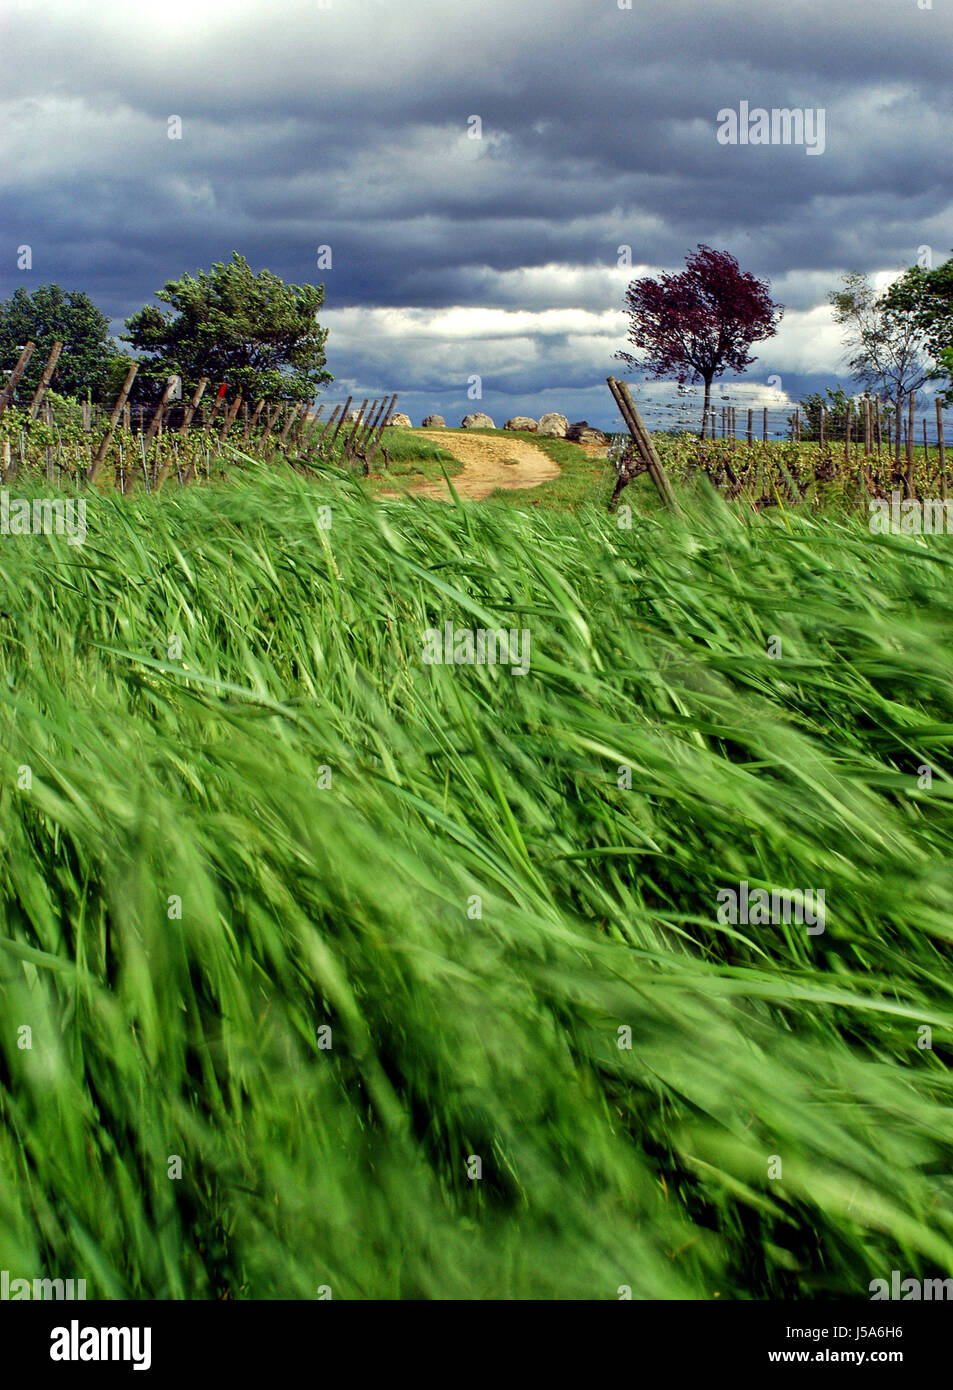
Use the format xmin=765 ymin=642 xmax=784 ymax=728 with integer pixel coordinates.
xmin=205 ymin=385 xmax=228 ymax=433
xmin=313 ymin=405 xmax=341 ymax=458
xmin=605 ymin=376 xmax=679 ymax=511
xmin=27 ymin=341 xmax=63 ymax=419
xmin=278 ymin=402 xmax=303 ymax=447
xmin=0 ymin=341 xmax=36 ymax=419
xmin=361 ymin=395 xmax=398 ymax=470
xmin=244 ymin=398 xmax=265 ymax=442
xmin=350 ymin=399 xmax=388 ymax=461
xmin=143 ymin=376 xmax=180 ymax=450
xmin=326 ymin=397 xmax=353 ymax=456
xmin=179 ymin=378 xmax=209 ymax=435
xmin=351 ymin=397 xmax=385 ymax=460
xmin=219 ymin=394 xmax=243 ymax=443
xmin=297 ymin=405 xmax=324 ymax=455
xmin=340 ymin=400 xmax=369 ymax=458
xmin=88 ymin=363 xmax=139 ymax=482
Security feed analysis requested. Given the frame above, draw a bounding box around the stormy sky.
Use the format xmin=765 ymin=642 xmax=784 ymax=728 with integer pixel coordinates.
xmin=1 ymin=0 xmax=950 ymax=429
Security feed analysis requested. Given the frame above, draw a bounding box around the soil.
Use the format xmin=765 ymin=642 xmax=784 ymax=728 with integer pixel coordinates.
xmin=379 ymin=429 xmax=561 ymax=501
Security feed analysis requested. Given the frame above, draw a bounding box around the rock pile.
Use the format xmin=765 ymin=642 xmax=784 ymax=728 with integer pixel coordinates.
xmin=374 ymin=411 xmax=608 ymax=442
xmin=566 ymin=421 xmax=609 ymax=446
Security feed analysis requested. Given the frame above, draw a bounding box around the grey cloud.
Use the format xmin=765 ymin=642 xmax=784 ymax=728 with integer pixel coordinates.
xmin=1 ymin=0 xmax=951 ymax=424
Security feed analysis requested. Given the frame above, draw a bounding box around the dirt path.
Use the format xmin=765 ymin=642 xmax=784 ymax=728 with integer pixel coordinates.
xmin=380 ymin=429 xmax=560 ymax=501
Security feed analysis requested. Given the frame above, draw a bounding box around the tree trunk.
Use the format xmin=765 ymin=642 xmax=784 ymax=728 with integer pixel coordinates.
xmin=895 ymin=388 xmax=903 ymax=470
xmin=701 ymin=378 xmax=712 ymax=438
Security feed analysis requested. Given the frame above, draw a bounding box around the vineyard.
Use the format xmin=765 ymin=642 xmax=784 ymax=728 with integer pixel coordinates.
xmin=0 ymin=342 xmax=403 ymax=489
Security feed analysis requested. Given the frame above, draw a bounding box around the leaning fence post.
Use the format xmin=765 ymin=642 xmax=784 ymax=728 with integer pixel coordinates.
xmin=278 ymin=402 xmax=303 ymax=447
xmin=326 ymin=397 xmax=353 ymax=456
xmin=143 ymin=376 xmax=180 ymax=450
xmin=363 ymin=395 xmax=398 ymax=470
xmin=606 ymin=376 xmax=679 ymax=512
xmin=27 ymin=341 xmax=63 ymax=420
xmin=0 ymin=341 xmax=36 ymax=419
xmin=244 ymin=398 xmax=265 ymax=442
xmin=341 ymin=400 xmax=369 ymax=459
xmin=88 ymin=362 xmax=138 ymax=482
xmin=297 ymin=405 xmax=325 ymax=455
xmin=205 ymin=384 xmax=228 ymax=433
xmin=219 ymin=394 xmax=243 ymax=444
xmin=179 ymin=378 xmax=209 ymax=435
xmin=314 ymin=405 xmax=341 ymax=458
xmin=354 ymin=397 xmax=388 ymax=459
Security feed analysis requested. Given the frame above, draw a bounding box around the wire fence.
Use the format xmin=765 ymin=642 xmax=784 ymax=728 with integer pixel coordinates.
xmin=623 ymin=391 xmax=953 ymax=449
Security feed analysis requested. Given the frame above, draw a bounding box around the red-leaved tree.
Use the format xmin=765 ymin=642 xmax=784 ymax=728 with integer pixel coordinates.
xmin=616 ymin=245 xmax=783 ymax=431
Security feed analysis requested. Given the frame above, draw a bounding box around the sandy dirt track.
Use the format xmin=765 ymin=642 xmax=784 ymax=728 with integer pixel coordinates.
xmin=380 ymin=429 xmax=560 ymax=500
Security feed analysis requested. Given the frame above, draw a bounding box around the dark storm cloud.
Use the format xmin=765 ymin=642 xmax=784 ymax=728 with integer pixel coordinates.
xmin=1 ymin=0 xmax=950 ymax=425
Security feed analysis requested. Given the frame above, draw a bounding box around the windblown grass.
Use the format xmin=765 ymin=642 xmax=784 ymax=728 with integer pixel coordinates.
xmin=0 ymin=463 xmax=952 ymax=1299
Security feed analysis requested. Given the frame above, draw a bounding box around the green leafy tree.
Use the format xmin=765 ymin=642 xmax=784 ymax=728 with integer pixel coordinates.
xmin=794 ymin=385 xmax=893 ymax=442
xmin=122 ymin=253 xmax=333 ymax=406
xmin=795 ymin=385 xmax=854 ymax=441
xmin=0 ymin=284 xmax=125 ymax=402
xmin=881 ymin=254 xmax=953 ymax=402
xmin=829 ymin=272 xmax=930 ymax=461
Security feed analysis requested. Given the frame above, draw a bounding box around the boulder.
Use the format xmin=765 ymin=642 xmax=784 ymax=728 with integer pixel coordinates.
xmin=503 ymin=416 xmax=538 ymax=432
xmin=387 ymin=412 xmax=413 ymax=427
xmin=461 ymin=412 xmax=495 ymax=429
xmin=566 ymin=420 xmax=608 ymax=446
xmin=537 ymin=412 xmax=569 ymax=438
xmin=344 ymin=409 xmax=365 ymax=424
xmin=421 ymin=414 xmax=446 ymax=428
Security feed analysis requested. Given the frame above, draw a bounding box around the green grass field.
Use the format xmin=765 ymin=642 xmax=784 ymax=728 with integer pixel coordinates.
xmin=1 ymin=460 xmax=952 ymax=1299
